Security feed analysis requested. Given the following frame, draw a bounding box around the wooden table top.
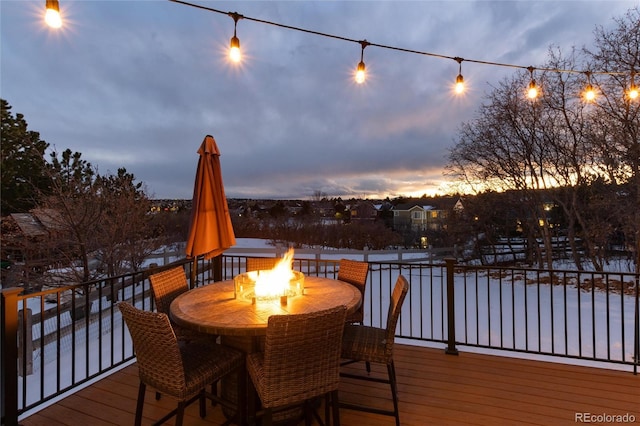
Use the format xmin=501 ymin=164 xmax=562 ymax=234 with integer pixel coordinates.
xmin=170 ymin=276 xmax=362 ymax=337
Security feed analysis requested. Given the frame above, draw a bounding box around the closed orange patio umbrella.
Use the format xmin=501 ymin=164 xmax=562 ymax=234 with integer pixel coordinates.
xmin=185 ymin=135 xmax=236 ymax=260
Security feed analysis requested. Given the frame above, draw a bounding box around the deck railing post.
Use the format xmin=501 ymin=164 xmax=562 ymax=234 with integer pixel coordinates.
xmin=444 ymin=257 xmax=459 ymax=355
xmin=17 ymin=308 xmax=33 ymax=376
xmin=2 ymin=287 xmax=23 ymax=426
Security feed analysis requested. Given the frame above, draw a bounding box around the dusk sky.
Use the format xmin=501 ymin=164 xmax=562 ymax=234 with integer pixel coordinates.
xmin=2 ymin=1 xmax=636 ymax=200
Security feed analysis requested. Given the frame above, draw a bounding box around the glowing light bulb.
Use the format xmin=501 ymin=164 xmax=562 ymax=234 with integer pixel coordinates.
xmin=584 ymin=84 xmax=596 ymax=102
xmin=628 ymin=85 xmax=639 ymax=101
xmin=355 ymin=61 xmax=366 ymax=84
xmin=455 ymin=74 xmax=464 ymax=94
xmin=45 ymin=0 xmax=62 ymax=28
xmin=527 ymin=80 xmax=538 ymax=99
xmin=229 ymin=36 xmax=241 ymax=63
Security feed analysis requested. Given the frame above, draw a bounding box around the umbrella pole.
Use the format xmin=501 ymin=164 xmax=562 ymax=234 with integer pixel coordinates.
xmin=213 ymin=255 xmax=223 ymax=282
xmin=190 ymin=258 xmax=197 ymax=289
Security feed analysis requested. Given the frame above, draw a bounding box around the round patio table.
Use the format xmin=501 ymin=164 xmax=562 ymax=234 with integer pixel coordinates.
xmin=169 ymin=276 xmax=361 ymax=424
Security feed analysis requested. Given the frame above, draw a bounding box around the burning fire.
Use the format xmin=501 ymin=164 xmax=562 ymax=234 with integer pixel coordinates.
xmin=249 ymin=248 xmax=295 ymax=298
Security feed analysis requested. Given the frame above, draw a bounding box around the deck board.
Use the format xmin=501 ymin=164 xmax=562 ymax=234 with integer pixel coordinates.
xmin=19 ymin=344 xmax=639 ymax=425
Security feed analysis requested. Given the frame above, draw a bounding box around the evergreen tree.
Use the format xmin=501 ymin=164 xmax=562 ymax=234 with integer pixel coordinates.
xmin=0 ymin=99 xmax=50 ymax=215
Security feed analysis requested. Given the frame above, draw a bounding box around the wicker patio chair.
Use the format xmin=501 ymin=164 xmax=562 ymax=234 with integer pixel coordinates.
xmin=337 ymin=259 xmax=369 ymax=325
xmin=339 ymin=275 xmax=409 ymax=426
xmin=149 ymin=267 xmax=211 ymax=343
xmin=117 ymin=302 xmax=245 ymax=426
xmin=246 ymin=256 xmax=280 ymax=272
xmin=246 ymin=305 xmax=348 ymax=426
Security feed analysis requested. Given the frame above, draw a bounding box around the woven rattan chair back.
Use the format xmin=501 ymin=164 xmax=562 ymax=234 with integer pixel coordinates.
xmin=118 ymin=302 xmax=186 ymax=394
xmin=149 ymin=267 xmax=189 ymax=316
xmin=384 ymin=275 xmax=409 ymax=357
xmin=247 ymin=305 xmax=347 ymax=425
xmin=246 ymin=257 xmax=280 ymax=272
xmin=337 ymin=259 xmax=369 ymax=324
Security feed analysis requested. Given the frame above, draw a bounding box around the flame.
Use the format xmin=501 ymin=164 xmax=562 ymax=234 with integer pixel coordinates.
xmin=250 ymin=248 xmax=295 ymax=298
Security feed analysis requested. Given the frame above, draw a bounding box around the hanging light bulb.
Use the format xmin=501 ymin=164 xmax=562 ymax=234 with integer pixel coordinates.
xmin=355 ymin=61 xmax=366 ymax=84
xmin=45 ymin=0 xmax=62 ymax=29
xmin=526 ymin=67 xmax=539 ymax=99
xmin=228 ymin=12 xmax=243 ymax=63
xmin=355 ymin=40 xmax=370 ymax=84
xmin=229 ymin=35 xmax=241 ymax=63
xmin=583 ymin=72 xmax=596 ymax=102
xmin=527 ymin=81 xmax=539 ymax=99
xmin=584 ymin=84 xmax=596 ymax=102
xmin=628 ymin=73 xmax=639 ymax=101
xmin=454 ymin=57 xmax=465 ymax=94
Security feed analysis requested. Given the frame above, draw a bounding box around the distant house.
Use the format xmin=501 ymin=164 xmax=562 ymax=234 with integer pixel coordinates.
xmin=1 ymin=209 xmax=69 ymax=287
xmin=392 ymin=197 xmax=463 ymax=232
xmin=349 ymin=201 xmax=379 ymax=222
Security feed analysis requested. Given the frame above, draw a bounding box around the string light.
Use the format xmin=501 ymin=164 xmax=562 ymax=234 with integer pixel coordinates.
xmin=165 ymin=1 xmax=636 ymax=102
xmin=45 ymin=0 xmax=62 ymax=29
xmin=454 ymin=57 xmax=465 ymax=94
xmin=526 ymin=67 xmax=539 ymax=100
xmin=355 ymin=40 xmax=369 ymax=84
xmin=583 ymin=71 xmax=596 ymax=102
xmin=228 ymin=12 xmax=243 ymax=63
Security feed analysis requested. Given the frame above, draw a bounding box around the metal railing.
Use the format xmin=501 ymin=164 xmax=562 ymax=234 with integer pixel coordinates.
xmin=2 ymin=255 xmax=639 ymax=425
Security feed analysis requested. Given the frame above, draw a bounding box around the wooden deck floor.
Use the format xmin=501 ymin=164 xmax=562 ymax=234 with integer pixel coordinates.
xmin=19 ymin=344 xmax=639 ymax=426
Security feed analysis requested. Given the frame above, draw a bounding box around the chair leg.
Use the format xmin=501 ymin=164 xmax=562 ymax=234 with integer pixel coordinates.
xmin=210 ymin=382 xmax=216 ymax=406
xmin=236 ymin=365 xmax=247 ymax=425
xmin=199 ymin=390 xmax=207 ymax=418
xmin=366 ymin=361 xmax=371 ymax=374
xmin=331 ymin=390 xmax=341 ymax=426
xmin=263 ymin=408 xmax=273 ymax=426
xmin=387 ymin=361 xmax=400 ymax=426
xmin=135 ymin=382 xmax=146 ymax=426
xmin=304 ymin=400 xmax=313 ymax=426
xmin=176 ymin=401 xmax=186 ymax=426
xmin=325 ymin=393 xmax=331 ymax=426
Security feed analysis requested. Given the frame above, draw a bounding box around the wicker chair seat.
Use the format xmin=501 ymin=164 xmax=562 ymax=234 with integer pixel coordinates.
xmin=140 ymin=339 xmax=243 ymax=401
xmin=341 ymin=324 xmax=391 ymax=365
xmin=173 ymin=324 xmax=210 ymax=343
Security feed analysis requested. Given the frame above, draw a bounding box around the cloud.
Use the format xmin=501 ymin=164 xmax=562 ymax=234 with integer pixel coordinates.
xmin=2 ymin=0 xmax=636 ymax=200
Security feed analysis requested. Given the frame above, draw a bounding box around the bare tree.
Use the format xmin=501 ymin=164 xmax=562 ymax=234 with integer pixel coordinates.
xmin=40 ymin=149 xmax=103 ymax=284
xmin=38 ymin=149 xmax=160 ymax=286
xmin=94 ymin=168 xmax=158 ymax=275
xmin=448 ymin=7 xmax=639 ymax=271
xmin=448 ymin=73 xmax=555 ymax=267
xmin=585 ymin=7 xmax=640 ymax=273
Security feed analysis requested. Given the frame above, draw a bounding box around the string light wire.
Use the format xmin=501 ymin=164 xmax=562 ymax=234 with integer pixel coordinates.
xmin=167 ymin=0 xmax=634 ymax=94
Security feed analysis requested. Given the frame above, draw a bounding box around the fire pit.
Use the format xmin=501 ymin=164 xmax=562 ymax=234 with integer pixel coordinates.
xmin=234 ymin=249 xmax=305 ymax=304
